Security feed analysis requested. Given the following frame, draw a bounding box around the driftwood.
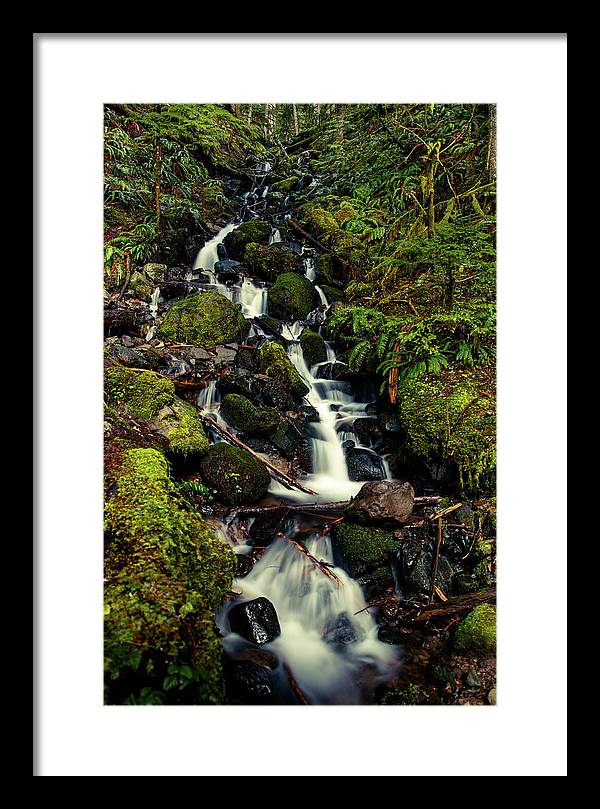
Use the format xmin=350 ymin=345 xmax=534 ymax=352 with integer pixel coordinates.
xmin=283 ymin=663 xmax=310 ymax=705
xmin=411 ymin=588 xmax=496 ymax=623
xmin=202 ymin=416 xmax=317 ymax=496
xmin=286 ymin=538 xmax=342 ymax=586
xmin=287 ymin=219 xmax=359 ymax=278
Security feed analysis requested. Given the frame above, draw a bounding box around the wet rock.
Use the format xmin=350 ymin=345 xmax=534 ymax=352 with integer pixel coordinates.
xmin=107 ymin=343 xmax=139 ymax=366
xmin=244 ymin=243 xmax=303 ymax=282
xmin=104 ymin=304 xmax=150 ymax=337
xmin=223 ymin=220 xmax=272 ymax=261
xmin=234 ymin=647 xmax=279 ymax=669
xmin=323 ymin=613 xmax=360 ymax=646
xmin=346 ymin=447 xmax=386 ymax=482
xmin=259 ymin=342 xmax=309 ymax=399
xmin=379 ymin=412 xmax=401 ymax=434
xmin=217 ymin=242 xmax=228 ymax=260
xmin=249 ymin=507 xmax=287 ymax=546
xmin=300 ymin=329 xmax=327 ymax=368
xmin=305 ymin=304 xmax=328 ymax=329
xmin=347 ymin=480 xmax=415 ymax=525
xmin=212 ymin=345 xmax=238 ymax=365
xmin=487 ymin=686 xmax=497 ymax=705
xmin=142 ymin=262 xmax=167 ymax=283
xmin=269 ymin=418 xmax=308 ymax=461
xmin=159 ymin=280 xmax=190 ymax=300
xmin=356 ymin=566 xmax=395 ymax=600
xmin=405 ymin=552 xmax=454 ymax=596
xmin=200 ymin=443 xmax=270 ymax=505
xmin=224 ymin=659 xmax=274 ymax=704
xmin=220 ymin=393 xmax=280 ymax=436
xmin=342 ymin=439 xmax=356 ymax=450
xmin=128 ymin=271 xmax=157 ymax=301
xmin=464 ymin=667 xmax=483 ymax=688
xmin=121 ymin=334 xmax=143 ymax=348
xmin=189 ymin=346 xmax=215 ymax=362
xmin=267 ymin=273 xmax=319 ymax=321
xmin=299 ymin=403 xmax=319 ymax=422
xmin=235 ymin=554 xmax=254 ymax=578
xmin=331 ymin=522 xmax=396 ymax=578
xmin=157 ymin=290 xmax=249 ymax=347
xmin=314 ymin=361 xmax=347 ymax=380
xmin=353 ymin=417 xmax=383 ymax=448
xmin=270 ymin=240 xmax=303 ymax=254
xmin=228 ymin=597 xmax=281 ymax=645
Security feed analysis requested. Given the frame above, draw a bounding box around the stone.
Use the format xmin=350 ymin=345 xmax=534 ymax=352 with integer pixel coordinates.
xmin=323 ymin=613 xmax=361 ymax=646
xmin=347 ymin=480 xmax=415 ymax=524
xmin=487 ymin=686 xmax=497 ymax=705
xmin=228 ymin=597 xmax=281 ymax=645
xmin=346 ymin=447 xmax=386 ymax=482
xmin=464 ymin=667 xmax=483 ymax=688
xmin=224 ymin=660 xmax=274 ymax=704
xmin=235 ymin=554 xmax=254 ymax=578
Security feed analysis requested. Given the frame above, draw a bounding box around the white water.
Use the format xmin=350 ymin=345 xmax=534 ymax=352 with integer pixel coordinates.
xmin=197 ymin=380 xmax=220 ymax=412
xmin=145 ymin=286 xmax=161 ymax=341
xmin=269 ymin=228 xmax=281 ymax=245
xmin=188 ymin=222 xmax=239 ymax=278
xmin=219 ymin=529 xmax=399 ymax=704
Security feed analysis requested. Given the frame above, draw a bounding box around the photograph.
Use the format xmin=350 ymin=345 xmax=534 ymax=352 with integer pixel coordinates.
xmin=103 ymin=102 xmax=497 ymax=706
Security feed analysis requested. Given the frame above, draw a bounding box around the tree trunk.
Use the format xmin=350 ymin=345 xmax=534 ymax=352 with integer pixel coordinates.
xmin=247 ymin=104 xmax=253 ymax=126
xmin=426 ymin=153 xmax=435 ymax=238
xmin=292 ymin=103 xmax=299 ymax=136
xmin=487 ymin=104 xmax=496 ymax=181
xmin=154 ymin=136 xmax=162 ymax=238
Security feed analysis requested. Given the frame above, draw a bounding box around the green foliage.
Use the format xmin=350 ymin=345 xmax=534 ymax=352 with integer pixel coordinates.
xmin=379 ymin=684 xmax=432 ymax=705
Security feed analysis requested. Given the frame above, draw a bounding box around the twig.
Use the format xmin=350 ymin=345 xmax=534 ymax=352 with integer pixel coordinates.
xmin=286 ymin=538 xmax=342 ymax=586
xmin=283 ymin=663 xmax=310 ymax=705
xmin=429 ymin=516 xmax=444 ymax=604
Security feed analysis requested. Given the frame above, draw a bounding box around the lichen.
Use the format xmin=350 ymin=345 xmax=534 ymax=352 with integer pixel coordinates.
xmin=299 ymin=329 xmax=327 ymax=368
xmin=267 ymin=272 xmax=317 ymax=321
xmin=331 ymin=522 xmax=396 ymax=577
xmin=453 ymin=604 xmax=496 ymax=655
xmin=258 ymin=342 xmax=309 ymax=398
xmin=104 ymin=447 xmax=236 ymax=704
xmin=157 ymin=290 xmax=249 ymax=346
xmin=220 ymin=393 xmax=280 ymax=436
xmin=199 ymin=442 xmax=271 ymax=505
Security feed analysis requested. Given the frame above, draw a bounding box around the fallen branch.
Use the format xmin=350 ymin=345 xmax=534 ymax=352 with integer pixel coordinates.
xmin=283 ymin=663 xmax=310 ymax=705
xmin=286 ymin=538 xmax=342 ymax=586
xmin=202 ymin=416 xmax=317 ymax=496
xmin=287 ymin=218 xmax=360 ymax=278
xmin=428 ymin=516 xmax=444 ymax=604
xmin=231 ymin=495 xmax=440 ymax=518
xmin=411 ymin=588 xmax=496 ymax=623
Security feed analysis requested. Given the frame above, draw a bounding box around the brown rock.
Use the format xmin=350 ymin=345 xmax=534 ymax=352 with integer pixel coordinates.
xmin=347 ymin=480 xmax=415 ymax=524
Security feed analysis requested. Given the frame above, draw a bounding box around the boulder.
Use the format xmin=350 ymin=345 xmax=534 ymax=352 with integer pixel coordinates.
xmin=223 ymin=220 xmax=272 ymax=261
xmin=142 ymin=263 xmax=168 ymax=283
xmin=323 ymin=612 xmax=361 ymax=646
xmin=346 ymin=447 xmax=387 ymax=482
xmin=157 ymin=290 xmax=249 ymax=347
xmin=258 ymin=342 xmax=309 ymax=399
xmin=267 ymin=273 xmax=319 ymax=321
xmin=346 ymin=480 xmax=415 ymax=524
xmin=299 ymin=329 xmax=327 ymax=368
xmin=331 ymin=522 xmax=396 ymax=578
xmin=269 ymin=418 xmax=309 ymax=462
xmin=224 ymin=659 xmax=274 ymax=704
xmin=353 ymin=417 xmax=384 ymax=448
xmin=220 ymin=393 xmax=281 ymax=436
xmin=244 ymin=243 xmax=303 ymax=282
xmin=235 ymin=554 xmax=254 ymax=578
xmin=228 ymin=597 xmax=281 ymax=644
xmin=200 ymin=443 xmax=270 ymax=505
xmin=159 ymin=280 xmax=190 ymax=300
xmin=453 ymin=604 xmax=496 ymax=655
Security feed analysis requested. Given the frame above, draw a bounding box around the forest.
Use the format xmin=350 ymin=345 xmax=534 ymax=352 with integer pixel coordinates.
xmin=103 ymin=102 xmax=497 ymax=706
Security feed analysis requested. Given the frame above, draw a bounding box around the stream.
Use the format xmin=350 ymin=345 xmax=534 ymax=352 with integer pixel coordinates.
xmin=166 ymin=161 xmax=402 ymax=703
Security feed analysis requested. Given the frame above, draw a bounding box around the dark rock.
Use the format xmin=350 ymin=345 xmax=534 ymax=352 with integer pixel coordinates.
xmin=346 ymin=447 xmax=386 ymax=482
xmin=269 ymin=419 xmax=308 ymax=461
xmin=347 ymin=480 xmax=415 ymax=524
xmin=323 ymin=613 xmax=360 ymax=646
xmin=224 ymin=660 xmax=274 ymax=704
xmin=353 ymin=417 xmax=384 ymax=448
xmin=214 ymin=259 xmax=244 ymax=284
xmin=223 ymin=220 xmax=272 ymax=261
xmin=217 ymin=242 xmax=228 ymax=260
xmin=299 ymin=403 xmax=320 ymax=422
xmin=379 ymin=412 xmax=401 ymax=434
xmin=357 ymin=566 xmax=396 ymax=600
xmin=159 ymin=280 xmax=190 ymax=300
xmin=331 ymin=522 xmax=396 ymax=578
xmin=235 ymin=554 xmax=254 ymax=578
xmin=305 ymin=304 xmax=328 ymax=329
xmin=271 ymin=240 xmax=303 ymax=254
xmin=464 ymin=667 xmax=483 ymax=688
xmin=342 ymin=439 xmax=356 ymax=450
xmin=107 ymin=343 xmax=139 ymax=366
xmin=315 ymin=361 xmax=347 ymax=380
xmin=228 ymin=597 xmax=281 ymax=645
xmin=212 ymin=345 xmax=238 ymax=364
xmin=249 ymin=507 xmax=287 ymax=546
xmin=234 ymin=647 xmax=279 ymax=669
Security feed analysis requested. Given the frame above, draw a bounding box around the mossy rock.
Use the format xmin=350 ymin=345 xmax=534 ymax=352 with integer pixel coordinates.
xmin=270 ymin=176 xmax=299 ymax=193
xmin=220 ymin=393 xmax=281 ymax=436
xmin=453 ymin=604 xmax=496 ymax=655
xmin=223 ymin=220 xmax=272 ymax=261
xmin=320 ymin=284 xmax=345 ymax=304
xmin=267 ymin=272 xmax=318 ymax=321
xmin=157 ymin=290 xmax=249 ymax=347
xmin=128 ymin=271 xmax=155 ymax=302
xmin=105 ymin=366 xmax=208 ymax=458
xmin=104 ymin=447 xmax=236 ymax=704
xmin=397 ymin=368 xmax=496 ymax=495
xmin=200 ymin=442 xmax=271 ymax=505
xmin=331 ymin=522 xmax=396 ymax=578
xmin=300 ymin=329 xmax=327 ymax=368
xmin=244 ymin=242 xmax=302 ymax=282
xmin=258 ymin=342 xmax=309 ymax=398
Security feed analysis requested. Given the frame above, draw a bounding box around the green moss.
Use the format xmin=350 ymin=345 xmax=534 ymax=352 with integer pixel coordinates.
xmin=152 ymin=399 xmax=209 ymax=458
xmin=267 ymin=272 xmax=317 ymax=321
xmin=200 ymin=442 xmax=271 ymax=505
xmin=222 ymin=220 xmax=271 ymax=260
xmin=157 ymin=290 xmax=249 ymax=347
xmin=379 ymin=684 xmax=431 ymax=705
xmin=259 ymin=342 xmax=309 ymax=398
xmin=300 ymin=329 xmax=327 ymax=368
xmin=104 ymin=447 xmax=236 ymax=704
xmin=335 ymin=204 xmax=358 ymax=225
xmin=397 ymin=368 xmax=496 ymax=495
xmin=331 ymin=522 xmax=396 ymax=577
xmin=105 ymin=366 xmax=175 ymax=421
xmin=453 ymin=604 xmax=496 ymax=655
xmin=271 ymin=176 xmax=299 ymax=193
xmin=244 ymin=242 xmax=302 ymax=282
xmin=220 ymin=393 xmax=280 ymax=436
xmin=315 ymin=254 xmax=337 ymax=287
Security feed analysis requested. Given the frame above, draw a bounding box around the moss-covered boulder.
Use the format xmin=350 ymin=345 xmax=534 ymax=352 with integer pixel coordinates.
xmin=331 ymin=522 xmax=396 ymax=578
xmin=200 ymin=443 xmax=271 ymax=505
xmin=268 ymin=273 xmax=318 ymax=321
xmin=105 ymin=366 xmax=208 ymax=458
xmin=223 ymin=220 xmax=272 ymax=261
xmin=243 ymin=243 xmax=302 ymax=282
xmin=258 ymin=342 xmax=309 ymax=399
xmin=299 ymin=329 xmax=327 ymax=368
xmin=157 ymin=290 xmax=249 ymax=347
xmin=104 ymin=447 xmax=236 ymax=704
xmin=453 ymin=604 xmax=496 ymax=655
xmin=315 ymin=254 xmax=337 ymax=287
xmin=270 ymin=176 xmax=299 ymax=193
xmin=219 ymin=393 xmax=280 ymax=436
xmin=397 ymin=368 xmax=496 ymax=495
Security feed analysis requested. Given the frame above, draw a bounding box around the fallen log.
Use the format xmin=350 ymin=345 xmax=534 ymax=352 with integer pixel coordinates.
xmin=411 ymin=588 xmax=496 ymax=623
xmin=283 ymin=663 xmax=310 ymax=705
xmin=202 ymin=416 xmax=317 ymax=496
xmin=287 ymin=219 xmax=360 ymax=278
xmin=286 ymin=538 xmax=342 ymax=586
xmin=428 ymin=516 xmax=444 ymax=604
xmin=231 ymin=495 xmax=440 ymax=519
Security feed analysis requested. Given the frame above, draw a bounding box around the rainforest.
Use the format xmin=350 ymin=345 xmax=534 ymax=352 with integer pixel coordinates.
xmin=103 ymin=102 xmax=497 ymax=706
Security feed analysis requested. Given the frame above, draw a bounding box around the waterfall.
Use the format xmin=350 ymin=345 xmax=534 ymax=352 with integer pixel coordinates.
xmin=269 ymin=227 xmax=281 ymax=245
xmin=145 ymin=286 xmax=161 ymax=341
xmin=197 ymin=380 xmax=220 ymax=412
xmin=186 ymin=223 xmax=239 ymax=280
